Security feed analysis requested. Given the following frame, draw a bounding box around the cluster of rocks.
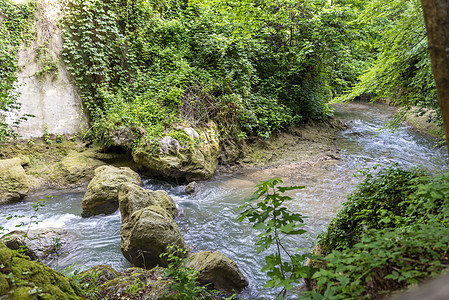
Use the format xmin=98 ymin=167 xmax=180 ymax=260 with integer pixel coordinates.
xmin=80 ymin=165 xmax=248 ymax=295
xmin=0 ymin=163 xmax=248 ymax=297
xmin=0 ymin=124 xmax=248 ymax=297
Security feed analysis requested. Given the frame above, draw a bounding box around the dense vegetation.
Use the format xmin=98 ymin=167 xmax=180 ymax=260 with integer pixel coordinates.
xmin=0 ymin=0 xmax=441 ymax=143
xmin=0 ymin=0 xmax=35 ymax=141
xmin=60 ymin=0 xmax=356 ymax=149
xmin=338 ymin=0 xmax=439 ymax=125
xmin=306 ymin=165 xmax=449 ymax=298
xmin=1 ymin=0 xmax=448 ymax=299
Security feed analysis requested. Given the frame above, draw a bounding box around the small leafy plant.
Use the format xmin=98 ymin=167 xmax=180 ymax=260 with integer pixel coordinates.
xmin=237 ymin=178 xmax=314 ymax=299
xmin=43 ymin=123 xmax=52 ymax=145
xmin=161 ymin=244 xmax=208 ymax=299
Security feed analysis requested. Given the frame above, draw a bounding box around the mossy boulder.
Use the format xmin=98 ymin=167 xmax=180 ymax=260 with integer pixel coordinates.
xmin=0 ymin=241 xmax=81 ymax=299
xmin=120 ymin=205 xmax=188 ymax=269
xmin=185 ymin=251 xmax=248 ymax=295
xmin=82 ymin=165 xmax=143 ymax=217
xmin=132 ymin=124 xmax=220 ymax=181
xmin=0 ymin=157 xmax=30 ymax=204
xmin=119 ymin=183 xmax=177 ymax=223
xmin=52 ymin=149 xmax=106 ymax=186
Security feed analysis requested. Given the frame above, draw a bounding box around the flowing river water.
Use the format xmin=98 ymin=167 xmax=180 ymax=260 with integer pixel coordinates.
xmin=1 ymin=102 xmax=449 ymax=299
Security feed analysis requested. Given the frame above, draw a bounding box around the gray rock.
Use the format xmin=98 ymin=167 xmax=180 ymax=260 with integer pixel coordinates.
xmin=185 ymin=181 xmax=198 ymax=195
xmin=120 ymin=205 xmax=188 ymax=269
xmin=185 ymin=251 xmax=248 ymax=295
xmin=0 ymin=157 xmax=30 ymax=204
xmin=119 ymin=183 xmax=177 ymax=223
xmin=1 ymin=228 xmax=70 ymax=264
xmin=82 ymin=165 xmax=143 ymax=217
xmin=159 ymin=136 xmax=183 ymax=154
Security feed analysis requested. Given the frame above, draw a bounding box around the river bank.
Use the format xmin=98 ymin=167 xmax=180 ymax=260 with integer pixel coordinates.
xmin=0 ymin=117 xmax=343 ymax=194
xmin=1 ymin=102 xmax=448 ymax=299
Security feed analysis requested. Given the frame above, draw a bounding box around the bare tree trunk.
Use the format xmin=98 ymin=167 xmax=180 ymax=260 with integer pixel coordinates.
xmin=421 ymin=0 xmax=449 ymax=154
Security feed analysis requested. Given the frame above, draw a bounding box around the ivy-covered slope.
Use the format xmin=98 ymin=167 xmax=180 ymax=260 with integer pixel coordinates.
xmin=0 ymin=0 xmax=36 ymax=141
xmin=60 ymin=0 xmax=355 ymax=149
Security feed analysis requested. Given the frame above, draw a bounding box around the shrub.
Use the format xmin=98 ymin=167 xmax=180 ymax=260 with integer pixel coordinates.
xmin=318 ymin=164 xmax=427 ymax=254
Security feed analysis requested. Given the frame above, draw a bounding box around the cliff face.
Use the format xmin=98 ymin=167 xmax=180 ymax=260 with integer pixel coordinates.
xmin=6 ymin=0 xmax=86 ymax=139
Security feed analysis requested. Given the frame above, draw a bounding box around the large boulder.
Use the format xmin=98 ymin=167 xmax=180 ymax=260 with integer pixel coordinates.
xmin=132 ymin=124 xmax=220 ymax=181
xmin=82 ymin=165 xmax=143 ymax=217
xmin=52 ymin=150 xmax=106 ymax=186
xmin=0 ymin=241 xmax=81 ymax=299
xmin=119 ymin=182 xmax=177 ymax=223
xmin=120 ymin=205 xmax=188 ymax=269
xmin=0 ymin=157 xmax=30 ymax=204
xmin=1 ymin=228 xmax=70 ymax=264
xmin=185 ymin=251 xmax=248 ymax=295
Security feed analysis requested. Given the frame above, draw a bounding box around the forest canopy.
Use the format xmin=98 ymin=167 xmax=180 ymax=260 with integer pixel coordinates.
xmin=0 ymin=0 xmax=440 ymax=143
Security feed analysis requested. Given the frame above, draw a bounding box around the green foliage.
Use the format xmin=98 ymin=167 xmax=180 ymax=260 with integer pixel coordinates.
xmin=61 ymin=0 xmax=347 ymax=146
xmin=68 ymin=267 xmax=103 ymax=299
xmin=305 ymin=223 xmax=449 ymax=299
xmin=0 ymin=0 xmax=36 ymax=141
xmin=237 ymin=178 xmax=314 ymax=298
xmin=56 ymin=134 xmax=63 ymax=143
xmin=240 ymin=170 xmax=449 ymax=299
xmin=307 ymin=166 xmax=449 ymax=299
xmin=240 ymin=95 xmax=298 ymax=139
xmin=160 ymin=244 xmax=208 ymax=299
xmin=338 ymin=0 xmax=438 ymax=118
xmin=43 ymin=123 xmax=52 ymax=145
xmin=318 ymin=164 xmax=426 ymax=254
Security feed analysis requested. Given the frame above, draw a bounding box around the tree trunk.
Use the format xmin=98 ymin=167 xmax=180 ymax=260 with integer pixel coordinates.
xmin=421 ymin=0 xmax=449 ymax=154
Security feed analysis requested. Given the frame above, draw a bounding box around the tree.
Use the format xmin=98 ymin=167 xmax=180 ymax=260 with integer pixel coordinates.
xmin=421 ymin=0 xmax=449 ymax=154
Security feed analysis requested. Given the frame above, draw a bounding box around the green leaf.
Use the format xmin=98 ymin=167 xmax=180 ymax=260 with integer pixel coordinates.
xmin=277 ymin=186 xmax=306 ymax=193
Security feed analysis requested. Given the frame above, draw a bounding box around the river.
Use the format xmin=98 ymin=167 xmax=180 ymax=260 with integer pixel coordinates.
xmin=1 ymin=102 xmax=448 ymax=299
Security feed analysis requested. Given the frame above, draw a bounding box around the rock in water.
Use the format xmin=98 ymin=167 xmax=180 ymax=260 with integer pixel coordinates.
xmin=120 ymin=205 xmax=188 ymax=269
xmin=185 ymin=181 xmax=199 ymax=195
xmin=1 ymin=228 xmax=71 ymax=264
xmin=118 ymin=182 xmax=177 ymax=223
xmin=0 ymin=157 xmax=30 ymax=204
xmin=186 ymin=251 xmax=249 ymax=294
xmin=81 ymin=165 xmax=143 ymax=217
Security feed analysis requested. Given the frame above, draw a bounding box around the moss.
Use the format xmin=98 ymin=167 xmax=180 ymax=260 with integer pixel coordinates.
xmin=405 ymin=109 xmax=444 ymax=139
xmin=0 ymin=242 xmax=81 ymax=299
xmin=0 ymin=275 xmax=10 ymax=295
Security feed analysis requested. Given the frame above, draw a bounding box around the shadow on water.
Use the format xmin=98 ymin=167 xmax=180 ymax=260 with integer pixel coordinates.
xmin=1 ymin=102 xmax=448 ymax=299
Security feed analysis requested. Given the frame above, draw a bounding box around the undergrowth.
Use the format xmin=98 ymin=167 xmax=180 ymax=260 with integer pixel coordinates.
xmin=304 ymin=164 xmax=449 ymax=299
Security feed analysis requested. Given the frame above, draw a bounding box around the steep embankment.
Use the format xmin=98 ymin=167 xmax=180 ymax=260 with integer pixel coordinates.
xmin=5 ymin=0 xmax=86 ymax=139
